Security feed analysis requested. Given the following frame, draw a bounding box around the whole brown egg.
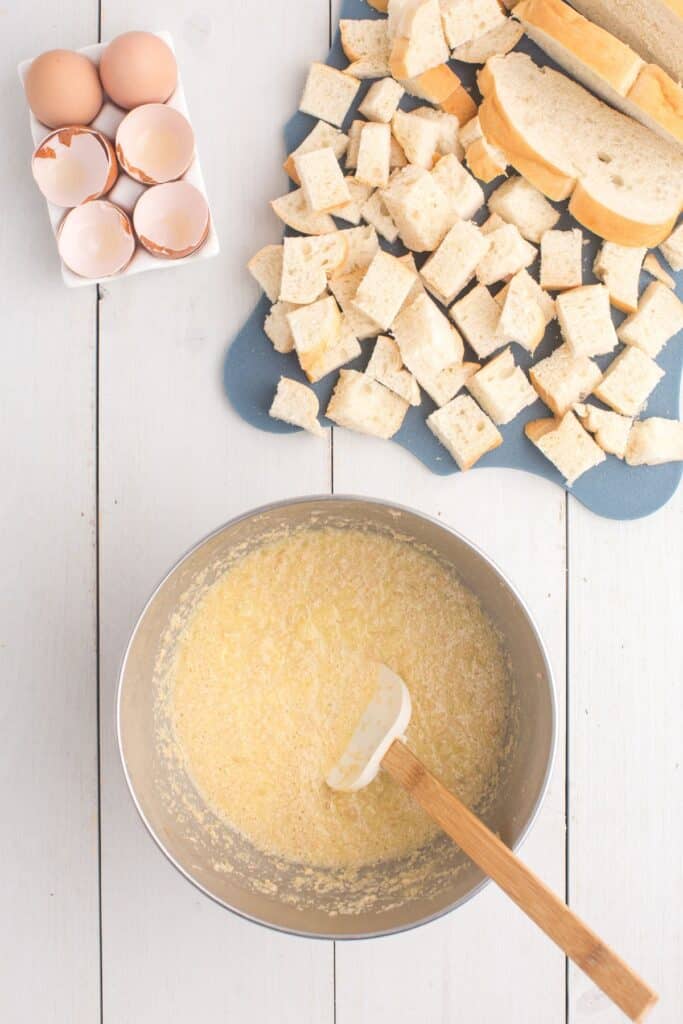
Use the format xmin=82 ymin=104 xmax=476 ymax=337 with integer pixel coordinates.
xmin=24 ymin=49 xmax=103 ymax=128
xmin=99 ymin=31 xmax=177 ymax=110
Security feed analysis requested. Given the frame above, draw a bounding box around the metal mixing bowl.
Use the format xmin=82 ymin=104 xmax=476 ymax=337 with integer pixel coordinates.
xmin=117 ymin=495 xmax=556 ymax=939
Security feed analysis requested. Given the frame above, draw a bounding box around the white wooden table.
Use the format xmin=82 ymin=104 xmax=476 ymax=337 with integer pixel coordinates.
xmin=2 ymin=2 xmax=681 ymax=1021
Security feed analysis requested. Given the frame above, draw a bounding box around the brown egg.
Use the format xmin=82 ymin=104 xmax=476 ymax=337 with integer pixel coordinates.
xmin=32 ymin=127 xmax=117 ymax=208
xmin=100 ymin=31 xmax=177 ymax=110
xmin=24 ymin=49 xmax=103 ymax=129
xmin=133 ymin=181 xmax=209 ymax=259
xmin=58 ymin=200 xmax=135 ymax=279
xmin=116 ymin=104 xmax=194 ymax=184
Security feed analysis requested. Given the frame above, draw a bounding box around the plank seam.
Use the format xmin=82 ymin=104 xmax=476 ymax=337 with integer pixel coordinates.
xmin=564 ymin=493 xmax=570 ymax=1024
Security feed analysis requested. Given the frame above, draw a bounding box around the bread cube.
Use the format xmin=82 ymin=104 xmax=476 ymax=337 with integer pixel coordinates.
xmin=335 ymin=225 xmax=379 ymax=275
xmin=299 ymin=62 xmax=361 ymax=127
xmin=465 ymin=136 xmax=508 ymax=184
xmin=530 ymin=343 xmax=602 ymax=417
xmin=359 ymin=77 xmax=405 ymax=123
xmin=450 ymin=283 xmax=508 ymax=359
xmin=360 ymin=189 xmax=399 ymax=243
xmin=269 ymin=377 xmax=326 ymax=437
xmin=431 ymin=152 xmax=485 ymax=221
xmin=574 ymin=403 xmax=632 ymax=459
xmin=643 ymin=254 xmax=676 ymax=290
xmin=488 ymin=176 xmax=559 ymax=244
xmin=420 ymin=220 xmax=490 ymax=306
xmin=593 ymin=347 xmax=665 ymax=416
xmin=352 ymin=250 xmax=417 ymax=330
xmin=295 ymin=147 xmax=351 ymax=212
xmin=439 ymin=0 xmax=507 ymax=50
xmin=496 ymin=267 xmax=555 ymax=324
xmin=397 ymin=252 xmax=426 ymax=307
xmin=412 ymin=107 xmax=463 ymax=158
xmin=392 ymin=109 xmax=440 ymax=168
xmin=556 ymin=284 xmax=619 ymax=358
xmin=264 ymin=301 xmax=297 ymax=354
xmin=427 ymin=394 xmax=503 ymax=470
xmin=593 ymin=242 xmax=646 ymax=313
xmin=660 ymin=222 xmax=683 ymax=272
xmin=497 ymin=271 xmax=547 ymax=354
xmin=287 ymin=294 xmax=341 ymax=375
xmin=365 ymin=335 xmax=421 ymax=405
xmin=540 ymin=229 xmax=582 ymax=290
xmin=466 ymin=347 xmax=537 ymax=424
xmin=308 ymin=318 xmax=361 ymax=382
xmin=390 ymin=0 xmax=449 ymax=79
xmin=525 ymin=412 xmax=605 ymax=485
xmin=340 ymin=18 xmax=390 ymax=78
xmin=271 ymin=189 xmax=336 ymax=236
xmin=326 ymin=369 xmax=409 ymax=438
xmin=332 ymin=178 xmax=373 ymax=226
xmin=625 ymin=418 xmax=683 ymax=466
xmin=390 ymin=135 xmax=408 ymax=167
xmin=328 ymin=269 xmax=378 ymax=341
xmin=280 ymin=233 xmax=347 ymax=304
xmin=284 ymin=121 xmax=349 ymax=184
xmin=451 ymin=19 xmax=523 ymax=62
xmin=481 ymin=212 xmax=507 ymax=234
xmin=345 ymin=120 xmax=364 ymax=169
xmin=393 ymin=292 xmax=464 ymax=380
xmin=476 ymin=223 xmax=537 ymax=286
xmin=420 ymin=361 xmax=481 ymax=407
xmin=381 ymin=165 xmax=452 ymax=251
xmin=356 ymin=123 xmax=392 ymax=188
xmin=247 ymin=244 xmax=283 ymax=303
xmin=617 ymin=281 xmax=683 ymax=358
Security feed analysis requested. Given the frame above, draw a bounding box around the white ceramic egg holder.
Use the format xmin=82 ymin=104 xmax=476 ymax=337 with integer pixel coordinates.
xmin=17 ymin=31 xmax=219 ymax=288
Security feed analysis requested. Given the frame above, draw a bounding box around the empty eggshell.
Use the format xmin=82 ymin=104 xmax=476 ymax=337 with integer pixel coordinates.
xmin=32 ymin=127 xmax=117 ymax=208
xmin=99 ymin=32 xmax=177 ymax=110
xmin=116 ymin=104 xmax=194 ymax=185
xmin=24 ymin=49 xmax=103 ymax=129
xmin=58 ymin=200 xmax=135 ymax=279
xmin=133 ymin=181 xmax=209 ymax=259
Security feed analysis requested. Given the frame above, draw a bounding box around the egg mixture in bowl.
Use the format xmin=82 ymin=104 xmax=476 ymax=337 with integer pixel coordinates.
xmin=118 ymin=498 xmax=555 ymax=938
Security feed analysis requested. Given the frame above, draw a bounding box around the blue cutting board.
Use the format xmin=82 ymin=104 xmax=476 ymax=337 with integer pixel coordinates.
xmin=225 ymin=0 xmax=682 ymax=520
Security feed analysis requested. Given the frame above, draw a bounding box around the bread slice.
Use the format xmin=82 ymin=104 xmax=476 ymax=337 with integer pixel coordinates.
xmin=488 ymin=176 xmax=560 ymax=244
xmin=365 ymin=335 xmax=421 ymax=405
xmin=617 ymin=280 xmax=683 ymax=357
xmin=431 ymin=152 xmax=485 ymax=220
xmin=592 ymin=241 xmax=645 ymax=313
xmin=556 ymin=284 xmax=619 ymax=358
xmin=660 ymin=222 xmax=683 ymax=271
xmin=440 ymin=0 xmax=507 ymax=51
xmin=568 ymin=0 xmax=683 ymax=84
xmin=420 ymin=220 xmax=490 ymax=305
xmin=356 ymin=123 xmax=392 ymax=188
xmin=427 ymin=394 xmax=503 ymax=469
xmin=332 ymin=178 xmax=374 ymax=226
xmin=381 ymin=165 xmax=453 ymax=251
xmin=625 ymin=417 xmax=683 ymax=465
xmin=450 ymin=283 xmax=509 ymax=359
xmin=525 ymin=411 xmax=605 ymax=484
xmin=467 ymin=347 xmax=538 ymax=424
xmin=540 ymin=228 xmax=582 ymax=291
xmin=393 ymin=292 xmax=465 ymax=381
xmin=326 ymin=369 xmax=409 ymax=438
xmin=247 ymin=244 xmax=283 ymax=303
xmin=299 ymin=62 xmax=361 ymax=127
xmin=574 ymin=402 xmax=632 ymax=459
xmin=269 ymin=377 xmax=326 ymax=437
xmin=334 ymin=225 xmax=379 ymax=275
xmin=513 ymin=0 xmax=683 ymax=149
xmin=451 ymin=19 xmax=523 ymax=62
xmin=264 ymin=301 xmax=297 ymax=353
xmin=412 ymin=107 xmax=463 ymax=159
xmin=328 ymin=269 xmax=379 ymax=340
xmin=340 ymin=19 xmax=391 ymax=78
xmin=284 ymin=122 xmax=349 ymax=184
xmin=295 ymin=147 xmax=351 ymax=212
xmin=392 ymin=109 xmax=441 ymax=167
xmin=271 ymin=189 xmax=337 ymax=236
xmin=359 ymin=78 xmax=405 ymax=123
xmin=496 ymin=267 xmax=556 ymax=325
xmin=478 ymin=52 xmax=683 ymax=245
xmin=497 ymin=270 xmax=547 ymax=353
xmin=643 ymin=253 xmax=676 ymax=290
xmin=280 ymin=233 xmax=347 ymax=304
xmin=361 ymin=189 xmax=400 ymax=242
xmin=352 ymin=250 xmax=418 ymax=330
xmin=476 ymin=223 xmax=536 ymax=285
xmin=530 ymin=343 xmax=602 ymax=416
xmin=390 ymin=0 xmax=449 ymax=79
xmin=593 ymin=346 xmax=665 ymax=416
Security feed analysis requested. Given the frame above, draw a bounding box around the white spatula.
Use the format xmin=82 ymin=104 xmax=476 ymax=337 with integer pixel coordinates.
xmin=327 ymin=665 xmax=657 ymax=1023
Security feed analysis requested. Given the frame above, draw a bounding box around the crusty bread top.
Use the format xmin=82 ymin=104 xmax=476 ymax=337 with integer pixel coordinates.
xmin=568 ymin=0 xmax=683 ymax=82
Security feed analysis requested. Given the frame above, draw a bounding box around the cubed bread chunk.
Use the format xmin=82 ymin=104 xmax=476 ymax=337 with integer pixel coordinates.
xmin=497 ymin=271 xmax=547 ymax=353
xmin=295 ymin=147 xmax=351 ymax=212
xmin=488 ymin=176 xmax=560 ymax=243
xmin=476 ymin=223 xmax=537 ymax=285
xmin=593 ymin=346 xmax=665 ymax=416
xmin=264 ymin=301 xmax=297 ymax=354
xmin=525 ymin=411 xmax=605 ymax=484
xmin=271 ymin=189 xmax=336 ymax=235
xmin=356 ymin=123 xmax=392 ymax=188
xmin=481 ymin=212 xmax=507 ymax=234
xmin=593 ymin=242 xmax=646 ymax=313
xmin=398 ymin=253 xmax=427 ymax=307
xmin=340 ymin=18 xmax=390 ymax=78
xmin=247 ymin=244 xmax=283 ymax=303
xmin=326 ymin=369 xmax=409 ymax=437
xmin=420 ymin=220 xmax=490 ymax=305
xmin=530 ymin=343 xmax=602 ymax=416
xmin=359 ymin=77 xmax=405 ymax=122
xmin=392 ymin=109 xmax=441 ymax=168
xmin=617 ymin=281 xmax=683 ymax=357
xmin=393 ymin=292 xmax=464 ymax=381
xmin=643 ymin=253 xmax=676 ymax=290
xmin=660 ymin=222 xmax=683 ymax=272
xmin=284 ymin=121 xmax=349 ymax=184
xmin=365 ymin=335 xmax=421 ymax=405
xmin=299 ymin=62 xmax=361 ymax=127
xmin=451 ymin=19 xmax=523 ymax=62
xmin=540 ymin=228 xmax=583 ymax=290
xmin=496 ymin=267 xmax=556 ymax=324
xmin=401 ymin=65 xmax=476 ymax=123
xmin=287 ymin=294 xmax=342 ymax=378
xmin=427 ymin=394 xmax=503 ymax=469
xmin=345 ymin=120 xmax=364 ymax=169
xmin=333 ymin=177 xmax=374 ymax=226
xmin=419 ymin=361 xmax=481 ymax=406
xmin=459 ymin=114 xmax=508 ymax=182
xmin=361 ymin=189 xmax=399 ymax=242
xmin=390 ymin=0 xmax=449 ymax=79
xmin=328 ymin=270 xmax=378 ymax=340
xmin=431 ymin=152 xmax=485 ymax=221
xmin=466 ymin=347 xmax=538 ymax=424
xmin=280 ymin=233 xmax=347 ymax=304
xmin=556 ymin=284 xmax=618 ymax=357
xmin=352 ymin=250 xmax=417 ymax=330
xmin=335 ymin=225 xmax=379 ymax=275
xmin=625 ymin=418 xmax=683 ymax=466
xmin=269 ymin=377 xmax=326 ymax=437
xmin=574 ymin=403 xmax=632 ymax=459
xmin=381 ymin=165 xmax=453 ymax=251
xmin=450 ymin=283 xmax=508 ymax=359
xmin=412 ymin=107 xmax=463 ymax=158
xmin=440 ymin=0 xmax=507 ymax=50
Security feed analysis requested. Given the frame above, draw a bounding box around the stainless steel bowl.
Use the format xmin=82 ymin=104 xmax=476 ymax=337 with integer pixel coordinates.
xmin=117 ymin=496 xmax=556 ymax=939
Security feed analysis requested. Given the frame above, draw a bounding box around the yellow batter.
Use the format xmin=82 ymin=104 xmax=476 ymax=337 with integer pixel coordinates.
xmin=170 ymin=528 xmax=512 ymax=869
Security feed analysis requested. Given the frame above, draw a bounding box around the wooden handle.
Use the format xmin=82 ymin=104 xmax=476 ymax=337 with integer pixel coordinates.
xmin=382 ymin=741 xmax=657 ymax=1022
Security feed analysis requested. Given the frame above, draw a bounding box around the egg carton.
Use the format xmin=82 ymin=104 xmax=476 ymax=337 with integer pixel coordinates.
xmin=17 ymin=31 xmax=219 ymax=288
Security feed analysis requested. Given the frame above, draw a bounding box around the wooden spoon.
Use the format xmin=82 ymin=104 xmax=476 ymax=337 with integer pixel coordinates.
xmin=327 ymin=665 xmax=657 ymax=1022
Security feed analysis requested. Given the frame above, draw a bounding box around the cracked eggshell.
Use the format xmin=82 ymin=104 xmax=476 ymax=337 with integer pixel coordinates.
xmin=133 ymin=181 xmax=209 ymax=259
xmin=32 ymin=127 xmax=118 ymax=208
xmin=57 ymin=200 xmax=135 ymax=279
xmin=115 ymin=104 xmax=194 ymax=185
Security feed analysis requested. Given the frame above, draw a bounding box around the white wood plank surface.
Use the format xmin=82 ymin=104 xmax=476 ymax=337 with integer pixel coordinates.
xmin=568 ymin=494 xmax=683 ymax=1024
xmin=0 ymin=4 xmax=101 ymax=1023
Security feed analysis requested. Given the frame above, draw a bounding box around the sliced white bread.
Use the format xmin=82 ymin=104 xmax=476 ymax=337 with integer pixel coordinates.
xmin=513 ymin=0 xmax=683 ymax=148
xmin=264 ymin=301 xmax=297 ymax=353
xmin=568 ymin=0 xmax=683 ymax=83
xmin=381 ymin=165 xmax=453 ymax=250
xmin=284 ymin=121 xmax=349 ymax=184
xmin=440 ymin=0 xmax=507 ymax=51
xmin=352 ymin=249 xmax=417 ymax=330
xmin=593 ymin=346 xmax=664 ymax=416
xmin=295 ymin=147 xmax=351 ymax=212
xmin=497 ymin=270 xmax=547 ymax=353
xmin=478 ymin=52 xmax=683 ymax=246
xmin=450 ymin=283 xmax=509 ymax=359
xmin=488 ymin=175 xmax=560 ymax=243
xmin=593 ymin=241 xmax=645 ymax=313
xmin=660 ymin=222 xmax=683 ymax=271
xmin=431 ymin=152 xmax=485 ymax=220
xmin=339 ymin=19 xmax=391 ymax=78
xmin=299 ymin=62 xmax=361 ymax=128
xmin=467 ymin=347 xmax=538 ymax=424
xmin=427 ymin=394 xmax=503 ymax=469
xmin=643 ymin=253 xmax=676 ymax=289
xmin=392 ymin=109 xmax=441 ymax=167
xmin=390 ymin=0 xmax=450 ymax=79
xmin=475 ymin=222 xmax=536 ymax=285
xmin=361 ymin=189 xmax=400 ymax=242
xmin=247 ymin=244 xmax=283 ymax=303
xmin=556 ymin=284 xmax=619 ymax=357
xmin=617 ymin=280 xmax=683 ymax=357
xmin=540 ymin=228 xmax=582 ymax=291
xmin=269 ymin=377 xmax=326 ymax=437
xmin=625 ymin=417 xmax=683 ymax=465
xmin=420 ymin=220 xmax=490 ymax=304
xmin=530 ymin=342 xmax=602 ymax=416
xmin=326 ymin=369 xmax=409 ymax=438
xmin=574 ymin=403 xmax=632 ymax=459
xmin=451 ymin=20 xmax=524 ymax=63
xmin=356 ymin=122 xmax=392 ymax=188
xmin=525 ymin=411 xmax=605 ymax=484
xmin=271 ymin=189 xmax=336 ymax=236
xmin=359 ymin=78 xmax=405 ymax=123
xmin=365 ymin=335 xmax=422 ymax=405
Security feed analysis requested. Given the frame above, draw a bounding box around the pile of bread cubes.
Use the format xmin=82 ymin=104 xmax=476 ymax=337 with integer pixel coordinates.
xmin=247 ymin=0 xmax=683 ymax=485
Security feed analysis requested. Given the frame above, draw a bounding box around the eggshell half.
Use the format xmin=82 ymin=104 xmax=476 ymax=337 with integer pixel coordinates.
xmin=133 ymin=181 xmax=209 ymax=259
xmin=32 ymin=127 xmax=118 ymax=208
xmin=58 ymin=200 xmax=135 ymax=279
xmin=116 ymin=104 xmax=194 ymax=185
